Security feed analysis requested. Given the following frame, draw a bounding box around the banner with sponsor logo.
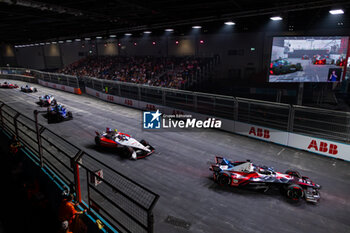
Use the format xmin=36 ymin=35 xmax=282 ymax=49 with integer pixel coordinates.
xmin=288 ymin=133 xmax=350 ymax=161
xmin=38 ymin=79 xmax=82 ymax=94
xmin=234 ymin=121 xmax=289 ymax=145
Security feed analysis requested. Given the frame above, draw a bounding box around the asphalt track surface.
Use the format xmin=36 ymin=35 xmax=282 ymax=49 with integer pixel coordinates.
xmin=1 ymin=79 xmax=350 ymax=233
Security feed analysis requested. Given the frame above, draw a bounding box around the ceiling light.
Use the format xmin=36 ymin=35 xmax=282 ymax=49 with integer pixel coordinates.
xmin=165 ymin=29 xmax=174 ymax=32
xmin=109 ymin=35 xmax=116 ymax=38
xmin=52 ymin=41 xmax=57 ymax=44
xmin=45 ymin=42 xmax=51 ymax=45
xmin=58 ymin=41 xmax=64 ymax=43
xmin=124 ymin=33 xmax=132 ymax=36
xmin=75 ymin=39 xmax=81 ymax=41
xmin=85 ymin=38 xmax=91 ymax=40
xmin=270 ymin=16 xmax=283 ymax=21
xmin=96 ymin=36 xmax=102 ymax=39
xmin=192 ymin=26 xmax=202 ymax=29
xmin=329 ymin=9 xmax=344 ymax=15
xmin=224 ymin=21 xmax=235 ymax=25
xmin=144 ymin=31 xmax=152 ymax=34
xmin=66 ymin=40 xmax=72 ymax=43
xmin=40 ymin=43 xmax=45 ymax=45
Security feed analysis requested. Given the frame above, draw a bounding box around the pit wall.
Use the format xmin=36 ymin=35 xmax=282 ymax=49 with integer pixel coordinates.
xmin=85 ymin=87 xmax=350 ymax=161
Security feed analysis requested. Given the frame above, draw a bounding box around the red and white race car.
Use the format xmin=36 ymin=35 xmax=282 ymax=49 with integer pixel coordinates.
xmin=210 ymin=156 xmax=321 ymax=203
xmin=312 ymin=55 xmax=334 ymax=65
xmin=0 ymin=81 xmax=19 ymax=89
xmin=95 ymin=128 xmax=155 ymax=159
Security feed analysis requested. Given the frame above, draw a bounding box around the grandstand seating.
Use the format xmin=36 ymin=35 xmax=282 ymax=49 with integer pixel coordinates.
xmin=59 ymin=56 xmax=218 ymax=89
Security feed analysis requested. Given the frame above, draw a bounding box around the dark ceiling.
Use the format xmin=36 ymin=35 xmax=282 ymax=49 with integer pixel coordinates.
xmin=0 ymin=0 xmax=349 ymax=43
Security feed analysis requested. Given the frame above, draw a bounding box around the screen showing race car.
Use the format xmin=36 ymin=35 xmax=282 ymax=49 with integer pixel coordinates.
xmin=269 ymin=36 xmax=349 ymax=82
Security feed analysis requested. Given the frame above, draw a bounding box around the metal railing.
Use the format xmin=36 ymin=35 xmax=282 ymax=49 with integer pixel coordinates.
xmin=0 ymin=67 xmax=79 ymax=88
xmin=1 ymin=67 xmax=350 ymax=143
xmin=84 ymin=77 xmax=350 ymax=143
xmin=0 ymin=101 xmax=159 ymax=233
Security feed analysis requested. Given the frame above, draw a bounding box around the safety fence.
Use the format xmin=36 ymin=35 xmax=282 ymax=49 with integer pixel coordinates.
xmin=84 ymin=77 xmax=350 ymax=143
xmin=1 ymin=67 xmax=350 ymax=145
xmin=0 ymin=101 xmax=159 ymax=233
xmin=0 ymin=67 xmax=80 ymax=89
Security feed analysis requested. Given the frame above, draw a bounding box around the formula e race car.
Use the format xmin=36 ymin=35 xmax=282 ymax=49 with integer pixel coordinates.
xmin=21 ymin=85 xmax=37 ymax=93
xmin=95 ymin=128 xmax=155 ymax=160
xmin=269 ymin=58 xmax=303 ymax=75
xmin=312 ymin=55 xmax=334 ymax=65
xmin=301 ymin=55 xmax=309 ymax=60
xmin=0 ymin=81 xmax=19 ymax=89
xmin=336 ymin=57 xmax=346 ymax=66
xmin=47 ymin=104 xmax=73 ymax=123
xmin=38 ymin=94 xmax=56 ymax=106
xmin=210 ymin=156 xmax=321 ymax=203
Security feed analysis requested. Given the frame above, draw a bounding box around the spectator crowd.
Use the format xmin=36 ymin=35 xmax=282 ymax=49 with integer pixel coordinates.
xmin=59 ymin=56 xmax=211 ymax=89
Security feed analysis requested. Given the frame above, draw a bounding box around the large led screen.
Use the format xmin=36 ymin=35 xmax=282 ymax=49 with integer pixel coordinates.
xmin=269 ymin=36 xmax=349 ymax=82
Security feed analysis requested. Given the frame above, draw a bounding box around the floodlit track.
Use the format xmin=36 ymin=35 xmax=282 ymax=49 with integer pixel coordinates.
xmin=1 ymin=79 xmax=350 ymax=233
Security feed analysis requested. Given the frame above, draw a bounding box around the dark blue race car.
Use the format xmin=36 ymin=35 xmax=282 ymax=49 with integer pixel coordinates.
xmin=270 ymin=58 xmax=303 ymax=75
xmin=47 ymin=104 xmax=73 ymax=123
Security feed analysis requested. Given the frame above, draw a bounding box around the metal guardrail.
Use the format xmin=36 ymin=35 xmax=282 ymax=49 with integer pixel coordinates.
xmin=1 ymin=67 xmax=350 ymax=143
xmin=84 ymin=77 xmax=350 ymax=142
xmin=0 ymin=67 xmax=79 ymax=88
xmin=0 ymin=101 xmax=159 ymax=233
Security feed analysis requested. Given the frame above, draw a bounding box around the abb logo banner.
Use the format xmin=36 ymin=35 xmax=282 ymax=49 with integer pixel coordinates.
xmin=288 ymin=133 xmax=350 ymax=161
xmin=106 ymin=95 xmax=114 ymax=102
xmin=234 ymin=121 xmax=289 ymax=145
xmin=307 ymin=140 xmax=338 ymax=155
xmin=125 ymin=99 xmax=133 ymax=106
xmin=249 ymin=127 xmax=270 ymax=139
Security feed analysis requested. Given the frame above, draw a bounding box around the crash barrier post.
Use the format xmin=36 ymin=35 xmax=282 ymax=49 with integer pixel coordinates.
xmin=34 ymin=110 xmax=45 ymax=167
xmin=73 ymin=150 xmax=84 ymax=203
xmin=0 ymin=103 xmax=4 ymax=129
xmin=77 ymin=153 xmax=160 ymax=233
xmin=0 ymin=101 xmax=159 ymax=233
xmin=13 ymin=112 xmax=20 ymax=138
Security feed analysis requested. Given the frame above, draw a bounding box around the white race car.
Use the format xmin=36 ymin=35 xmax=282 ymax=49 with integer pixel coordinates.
xmin=95 ymin=128 xmax=155 ymax=159
xmin=38 ymin=94 xmax=56 ymax=106
xmin=21 ymin=85 xmax=37 ymax=93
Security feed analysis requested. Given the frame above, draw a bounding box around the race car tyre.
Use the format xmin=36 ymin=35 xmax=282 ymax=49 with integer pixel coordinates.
xmin=296 ymin=63 xmax=302 ymax=71
xmin=48 ymin=114 xmax=53 ymax=123
xmin=217 ymin=173 xmax=231 ymax=186
xmin=126 ymin=147 xmax=136 ymax=159
xmin=140 ymin=139 xmax=148 ymax=146
xmin=140 ymin=139 xmax=155 ymax=151
xmin=51 ymin=99 xmax=57 ymax=106
xmin=95 ymin=136 xmax=101 ymax=147
xmin=34 ymin=88 xmax=37 ymax=92
xmin=285 ymin=170 xmax=302 ymax=178
xmin=286 ymin=184 xmax=304 ymax=201
xmin=68 ymin=111 xmax=73 ymax=118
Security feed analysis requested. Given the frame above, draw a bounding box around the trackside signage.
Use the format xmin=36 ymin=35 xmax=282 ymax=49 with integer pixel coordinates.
xmin=234 ymin=121 xmax=289 ymax=145
xmin=38 ymin=79 xmax=81 ymax=94
xmin=288 ymin=133 xmax=350 ymax=161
